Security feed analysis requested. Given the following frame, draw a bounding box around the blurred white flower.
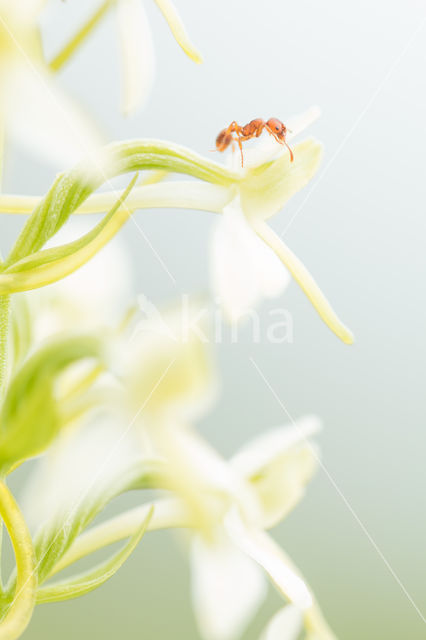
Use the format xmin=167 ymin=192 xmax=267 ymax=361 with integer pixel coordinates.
xmin=113 ymin=303 xmax=326 ymax=638
xmin=183 ymin=420 xmax=321 ymax=640
xmin=122 ymin=299 xmax=216 ymax=425
xmin=0 ymin=0 xmax=102 ymax=166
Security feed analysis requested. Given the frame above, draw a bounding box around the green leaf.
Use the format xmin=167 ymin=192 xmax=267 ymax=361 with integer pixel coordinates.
xmin=0 ymin=334 xmax=104 ymax=474
xmin=9 ymin=294 xmax=33 ymax=369
xmin=0 ymin=174 xmax=138 ymax=295
xmin=33 ymin=457 xmax=165 ymax=584
xmin=36 ymin=506 xmax=153 ymax=604
xmin=6 ymin=140 xmax=239 ymax=267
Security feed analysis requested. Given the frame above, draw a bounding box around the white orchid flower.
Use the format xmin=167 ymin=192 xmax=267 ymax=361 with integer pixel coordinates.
xmin=182 ymin=418 xmax=328 ymax=640
xmin=0 ymin=112 xmax=353 ymax=345
xmin=120 ymin=309 xmax=331 ymax=639
xmin=0 ymin=0 xmax=102 ymax=167
xmin=209 ymin=107 xmax=353 ymax=343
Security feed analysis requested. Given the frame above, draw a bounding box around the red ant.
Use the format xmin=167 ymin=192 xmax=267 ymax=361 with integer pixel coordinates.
xmin=215 ymin=118 xmax=294 ymax=167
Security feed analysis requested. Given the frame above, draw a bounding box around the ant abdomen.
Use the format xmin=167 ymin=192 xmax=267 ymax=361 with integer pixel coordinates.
xmin=216 ymin=129 xmax=233 ymax=152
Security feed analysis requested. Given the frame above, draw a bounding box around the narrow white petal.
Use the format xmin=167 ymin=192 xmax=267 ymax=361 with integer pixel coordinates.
xmin=191 ymin=533 xmax=266 ymax=640
xmin=253 ymin=220 xmax=354 ymax=344
xmin=230 ymin=416 xmax=321 ymax=479
xmin=260 ymin=606 xmax=303 ymax=640
xmin=154 ymin=0 xmax=202 ymax=63
xmin=225 ymin=510 xmax=312 ymax=610
xmin=230 ymin=418 xmax=321 ymax=528
xmin=286 ymin=106 xmax=321 ymax=142
xmin=6 ymin=65 xmax=103 ymax=167
xmin=117 ymin=0 xmax=155 ymax=114
xmin=210 ymin=199 xmax=289 ymax=322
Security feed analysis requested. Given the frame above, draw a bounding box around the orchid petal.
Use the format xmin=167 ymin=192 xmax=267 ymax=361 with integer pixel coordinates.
xmin=117 ymin=0 xmax=155 ymax=114
xmin=259 ymin=606 xmax=303 ymax=640
xmin=230 ymin=416 xmax=321 ymax=529
xmin=225 ymin=510 xmax=312 ymax=610
xmin=230 ymin=416 xmax=321 ymax=478
xmin=210 ymin=198 xmax=289 ymax=322
xmin=6 ymin=65 xmax=102 ymax=167
xmin=154 ymin=0 xmax=202 ymax=63
xmin=124 ymin=302 xmax=216 ymax=421
xmin=190 ymin=533 xmax=266 ymax=640
xmin=240 ymin=139 xmax=322 ymax=220
xmin=253 ymin=220 xmax=354 ymax=344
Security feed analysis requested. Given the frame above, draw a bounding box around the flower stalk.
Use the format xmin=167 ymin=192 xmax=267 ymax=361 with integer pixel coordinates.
xmin=0 ymin=482 xmax=37 ymax=640
xmin=0 ymin=295 xmax=10 ymax=398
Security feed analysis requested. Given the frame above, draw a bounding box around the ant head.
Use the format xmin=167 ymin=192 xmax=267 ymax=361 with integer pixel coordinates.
xmin=266 ymin=118 xmax=286 ymax=139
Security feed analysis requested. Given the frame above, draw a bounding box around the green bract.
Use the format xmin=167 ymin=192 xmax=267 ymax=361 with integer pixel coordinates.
xmin=0 ymin=334 xmax=104 ymax=474
xmin=0 ymin=141 xmax=239 ymax=298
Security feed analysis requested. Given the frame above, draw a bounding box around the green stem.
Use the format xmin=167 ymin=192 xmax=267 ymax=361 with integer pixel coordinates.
xmin=0 ymin=482 xmax=37 ymax=640
xmin=49 ymin=0 xmax=116 ymax=73
xmin=0 ymin=182 xmax=231 ymax=216
xmin=0 ymin=296 xmax=10 ymax=398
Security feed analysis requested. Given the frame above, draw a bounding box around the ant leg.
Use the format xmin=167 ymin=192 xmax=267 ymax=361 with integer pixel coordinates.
xmin=283 ymin=137 xmax=294 ymax=162
xmin=227 ymin=121 xmax=242 ymax=136
xmin=236 ymin=136 xmax=244 ymax=167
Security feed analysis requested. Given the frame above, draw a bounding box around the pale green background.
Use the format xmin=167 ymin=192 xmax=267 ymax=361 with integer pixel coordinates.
xmin=2 ymin=0 xmax=426 ymax=638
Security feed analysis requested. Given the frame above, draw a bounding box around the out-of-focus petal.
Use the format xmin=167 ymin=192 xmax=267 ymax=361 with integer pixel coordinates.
xmin=117 ymin=0 xmax=155 ymax=115
xmin=225 ymin=510 xmax=312 ymax=610
xmin=253 ymin=220 xmax=354 ymax=344
xmin=123 ymin=301 xmax=216 ymax=421
xmin=19 ymin=0 xmax=47 ymax=21
xmin=154 ymin=0 xmax=202 ymax=63
xmin=259 ymin=606 xmax=303 ymax=640
xmin=286 ymin=106 xmax=321 ymax=142
xmin=190 ymin=533 xmax=266 ymax=640
xmin=210 ymin=198 xmax=289 ymax=322
xmin=6 ymin=64 xmax=103 ymax=167
xmin=230 ymin=416 xmax=320 ymax=478
xmin=21 ymin=414 xmax=141 ymax=530
xmin=230 ymin=417 xmax=320 ymax=528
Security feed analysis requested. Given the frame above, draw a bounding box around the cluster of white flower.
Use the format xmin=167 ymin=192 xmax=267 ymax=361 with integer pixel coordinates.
xmin=0 ymin=2 xmax=353 ymax=639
